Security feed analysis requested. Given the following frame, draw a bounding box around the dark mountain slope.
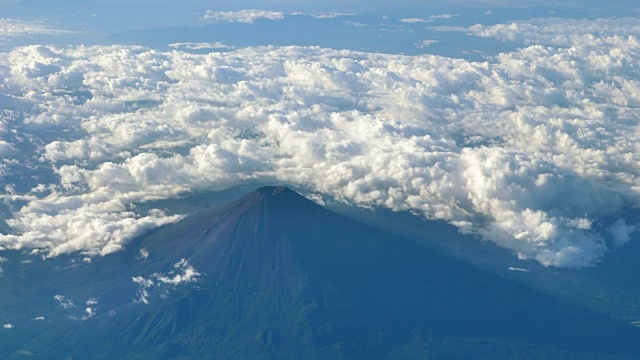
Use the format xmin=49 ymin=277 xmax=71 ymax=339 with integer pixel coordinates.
xmin=1 ymin=186 xmax=639 ymax=359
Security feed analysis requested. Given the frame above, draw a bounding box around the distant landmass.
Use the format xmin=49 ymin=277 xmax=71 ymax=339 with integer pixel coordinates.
xmin=0 ymin=186 xmax=638 ymax=359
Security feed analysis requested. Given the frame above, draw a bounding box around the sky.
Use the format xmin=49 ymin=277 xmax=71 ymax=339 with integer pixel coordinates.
xmin=0 ymin=0 xmax=639 ymax=268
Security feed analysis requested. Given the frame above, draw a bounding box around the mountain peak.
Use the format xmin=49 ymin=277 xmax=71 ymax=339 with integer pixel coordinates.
xmin=255 ymin=185 xmax=294 ymax=196
xmin=248 ymin=186 xmax=313 ymax=209
xmin=139 ymin=185 xmax=326 ymax=273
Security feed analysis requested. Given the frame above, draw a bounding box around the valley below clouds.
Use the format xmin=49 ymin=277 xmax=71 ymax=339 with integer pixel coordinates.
xmin=1 ymin=18 xmax=640 ymax=268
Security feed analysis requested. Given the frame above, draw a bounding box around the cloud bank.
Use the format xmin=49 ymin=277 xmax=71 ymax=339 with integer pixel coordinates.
xmin=0 ymin=19 xmax=639 ymax=267
xmin=436 ymin=17 xmax=640 ymax=46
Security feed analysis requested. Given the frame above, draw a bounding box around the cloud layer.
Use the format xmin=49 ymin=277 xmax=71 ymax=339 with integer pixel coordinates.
xmin=0 ymin=20 xmax=639 ymax=267
xmin=436 ymin=17 xmax=640 ymax=46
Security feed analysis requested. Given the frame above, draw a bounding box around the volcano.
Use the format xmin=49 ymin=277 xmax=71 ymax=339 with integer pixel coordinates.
xmin=1 ymin=186 xmax=639 ymax=359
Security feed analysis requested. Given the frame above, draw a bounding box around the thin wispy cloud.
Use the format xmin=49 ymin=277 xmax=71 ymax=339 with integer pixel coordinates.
xmin=415 ymin=39 xmax=439 ymax=48
xmin=202 ymin=9 xmax=285 ymax=24
xmin=168 ymin=42 xmax=234 ymax=50
xmin=401 ymin=13 xmax=459 ymax=24
xmin=311 ymin=13 xmax=355 ymax=19
xmin=0 ymin=18 xmax=76 ymax=43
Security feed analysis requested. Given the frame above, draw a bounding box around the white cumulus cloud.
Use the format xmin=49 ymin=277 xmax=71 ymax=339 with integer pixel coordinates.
xmin=155 ymin=259 xmax=201 ymax=285
xmin=84 ymin=307 xmax=95 ymax=319
xmin=0 ymin=19 xmax=639 ymax=268
xmin=53 ymin=294 xmax=74 ymax=309
xmin=131 ymin=259 xmax=200 ymax=304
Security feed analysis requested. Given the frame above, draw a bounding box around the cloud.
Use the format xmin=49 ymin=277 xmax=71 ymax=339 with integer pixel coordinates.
xmin=84 ymin=307 xmax=95 ymax=319
xmin=344 ymin=20 xmax=367 ymax=27
xmin=401 ymin=14 xmax=459 ymax=24
xmin=202 ymin=9 xmax=285 ymax=24
xmin=306 ymin=193 xmax=325 ymax=206
xmin=608 ymin=219 xmax=637 ymax=246
xmin=401 ymin=18 xmax=432 ymax=24
xmin=131 ymin=259 xmax=200 ymax=304
xmin=54 ymin=294 xmax=74 ymax=309
xmin=3 ymin=323 xmax=13 ymax=329
xmin=0 ymin=22 xmax=640 ymax=268
xmin=311 ymin=13 xmax=354 ymax=19
xmin=132 ymin=276 xmax=153 ymax=304
xmin=0 ymin=199 xmax=183 ymax=257
xmin=415 ymin=39 xmax=438 ymax=49
xmin=429 ymin=13 xmax=459 ymax=20
xmin=435 ymin=17 xmax=640 ymax=46
xmin=168 ymin=42 xmax=234 ymax=51
xmin=0 ymin=18 xmax=75 ymax=43
xmin=0 ymin=140 xmax=16 ymax=156
xmin=154 ymin=259 xmax=201 ymax=285
xmin=139 ymin=248 xmax=149 ymax=261
xmin=86 ymin=298 xmax=98 ymax=305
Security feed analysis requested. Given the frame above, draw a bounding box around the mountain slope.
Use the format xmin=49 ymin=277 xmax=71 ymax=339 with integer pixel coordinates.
xmin=1 ymin=186 xmax=639 ymax=359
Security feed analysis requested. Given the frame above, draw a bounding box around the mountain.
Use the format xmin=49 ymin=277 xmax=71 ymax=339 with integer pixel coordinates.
xmin=0 ymin=186 xmax=638 ymax=359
